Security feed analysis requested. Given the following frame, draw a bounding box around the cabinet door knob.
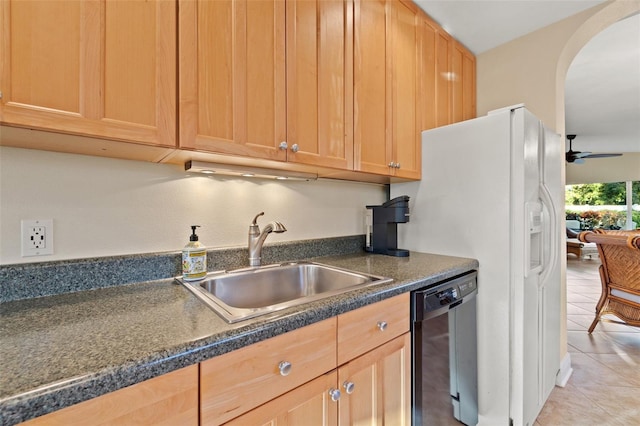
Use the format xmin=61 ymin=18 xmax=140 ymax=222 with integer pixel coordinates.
xmin=343 ymin=381 xmax=355 ymax=394
xmin=377 ymin=321 xmax=388 ymax=331
xmin=388 ymin=162 xmax=396 ymax=168
xmin=279 ymin=141 xmax=288 ymax=150
xmin=328 ymin=388 xmax=341 ymax=402
xmin=395 ymin=163 xmax=401 ymax=169
xmin=291 ymin=143 xmax=299 ymax=153
xmin=278 ymin=361 xmax=292 ymax=376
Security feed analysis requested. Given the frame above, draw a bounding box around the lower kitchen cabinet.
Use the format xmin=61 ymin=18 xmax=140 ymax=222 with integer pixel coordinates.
xmin=200 ymin=318 xmax=338 ymax=425
xmin=20 ymin=365 xmax=198 ymax=426
xmin=212 ymin=293 xmax=411 ymax=425
xmin=224 ymin=371 xmax=340 ymax=426
xmin=224 ymin=333 xmax=411 ymax=426
xmin=336 ymin=293 xmax=411 ymax=425
xmin=338 ymin=333 xmax=411 ymax=425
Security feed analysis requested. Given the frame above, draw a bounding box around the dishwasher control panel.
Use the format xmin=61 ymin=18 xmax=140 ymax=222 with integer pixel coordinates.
xmin=411 ymin=271 xmax=477 ymax=321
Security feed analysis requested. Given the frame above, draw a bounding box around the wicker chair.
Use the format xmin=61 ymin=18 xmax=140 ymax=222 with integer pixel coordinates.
xmin=578 ymin=229 xmax=640 ymax=333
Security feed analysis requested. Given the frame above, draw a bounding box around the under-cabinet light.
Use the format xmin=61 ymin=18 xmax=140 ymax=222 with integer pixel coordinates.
xmin=184 ymin=161 xmax=317 ymax=181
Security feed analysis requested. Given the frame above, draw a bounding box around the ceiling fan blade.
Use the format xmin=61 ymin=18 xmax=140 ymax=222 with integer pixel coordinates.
xmin=563 ymin=134 xmax=622 ymax=164
xmin=573 ymin=151 xmax=592 ymax=158
xmin=582 ymin=153 xmax=623 ymax=159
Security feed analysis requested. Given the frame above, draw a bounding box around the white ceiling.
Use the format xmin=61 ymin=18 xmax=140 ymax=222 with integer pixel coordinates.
xmin=414 ymin=0 xmax=640 ymax=155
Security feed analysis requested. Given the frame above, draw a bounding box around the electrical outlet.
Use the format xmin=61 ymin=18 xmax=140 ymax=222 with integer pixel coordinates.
xmin=21 ymin=219 xmax=54 ymax=257
xmin=30 ymin=226 xmax=46 ymax=249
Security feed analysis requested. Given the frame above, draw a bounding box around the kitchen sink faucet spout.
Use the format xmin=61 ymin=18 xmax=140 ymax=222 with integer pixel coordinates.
xmin=248 ymin=212 xmax=287 ymax=266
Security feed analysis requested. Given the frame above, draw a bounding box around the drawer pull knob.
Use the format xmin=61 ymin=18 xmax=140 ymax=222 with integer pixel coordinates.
xmin=377 ymin=321 xmax=388 ymax=331
xmin=343 ymin=381 xmax=355 ymax=394
xmin=328 ymin=388 xmax=341 ymax=402
xmin=279 ymin=141 xmax=288 ymax=150
xmin=291 ymin=143 xmax=299 ymax=153
xmin=278 ymin=361 xmax=292 ymax=376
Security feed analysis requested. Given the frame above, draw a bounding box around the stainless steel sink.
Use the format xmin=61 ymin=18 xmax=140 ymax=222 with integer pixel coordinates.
xmin=176 ymin=261 xmax=392 ymax=323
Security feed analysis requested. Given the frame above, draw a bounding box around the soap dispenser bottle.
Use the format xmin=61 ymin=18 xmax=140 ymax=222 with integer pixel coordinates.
xmin=182 ymin=225 xmax=207 ymax=281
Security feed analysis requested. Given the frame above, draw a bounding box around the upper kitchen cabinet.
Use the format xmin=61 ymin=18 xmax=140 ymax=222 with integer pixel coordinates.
xmin=179 ymin=0 xmax=353 ymax=170
xmin=353 ymin=0 xmax=389 ymax=177
xmin=285 ymin=0 xmax=353 ymax=169
xmin=179 ymin=0 xmax=287 ymax=162
xmin=354 ymin=0 xmax=421 ymax=180
xmin=421 ymin=14 xmax=449 ymax=129
xmin=451 ymin=39 xmax=476 ymax=123
xmin=420 ymin=14 xmax=476 ymax=129
xmin=390 ymin=0 xmax=422 ymax=179
xmin=0 ymin=0 xmax=474 ymax=182
xmin=0 ymin=0 xmax=176 ymax=148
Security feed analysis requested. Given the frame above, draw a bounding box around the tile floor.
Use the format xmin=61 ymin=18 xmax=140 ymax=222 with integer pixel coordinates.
xmin=535 ymin=256 xmax=640 ymax=425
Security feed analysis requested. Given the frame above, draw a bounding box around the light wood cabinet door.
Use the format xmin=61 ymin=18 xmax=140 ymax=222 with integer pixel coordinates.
xmin=353 ymin=0 xmax=392 ymax=176
xmin=451 ymin=39 xmax=476 ymax=123
xmin=200 ymin=318 xmax=337 ymax=425
xmin=338 ymin=332 xmax=412 ymax=426
xmin=435 ymin=26 xmax=452 ymax=128
xmin=390 ymin=0 xmax=421 ymax=179
xmin=224 ymin=371 xmax=339 ymax=426
xmin=420 ymin=15 xmax=438 ymax=131
xmin=286 ymin=0 xmax=353 ymax=170
xmin=21 ymin=365 xmax=198 ymax=426
xmin=353 ymin=0 xmax=421 ymax=179
xmin=179 ymin=0 xmax=287 ymax=161
xmin=420 ymin=14 xmax=475 ymax=130
xmin=419 ymin=13 xmax=453 ymax=129
xmin=0 ymin=0 xmax=176 ymax=147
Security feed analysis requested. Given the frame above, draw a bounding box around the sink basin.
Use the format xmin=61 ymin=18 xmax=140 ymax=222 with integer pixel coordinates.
xmin=176 ymin=261 xmax=392 ymax=323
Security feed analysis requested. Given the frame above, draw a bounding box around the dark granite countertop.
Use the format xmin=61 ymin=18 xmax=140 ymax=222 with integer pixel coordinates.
xmin=0 ymin=251 xmax=477 ymax=425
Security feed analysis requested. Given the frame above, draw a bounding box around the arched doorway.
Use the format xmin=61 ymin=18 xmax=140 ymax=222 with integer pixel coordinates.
xmin=554 ymin=1 xmax=640 ymax=387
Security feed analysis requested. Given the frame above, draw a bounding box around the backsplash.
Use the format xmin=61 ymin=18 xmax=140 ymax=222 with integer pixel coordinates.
xmin=0 ymin=235 xmax=365 ymax=303
xmin=0 ymin=147 xmax=385 ymax=265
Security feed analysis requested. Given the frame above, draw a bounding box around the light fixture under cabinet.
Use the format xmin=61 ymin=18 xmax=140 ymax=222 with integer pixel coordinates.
xmin=185 ymin=160 xmax=317 ymax=181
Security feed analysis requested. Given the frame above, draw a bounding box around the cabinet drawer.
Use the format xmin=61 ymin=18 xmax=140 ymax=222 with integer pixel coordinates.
xmin=337 ymin=293 xmax=410 ymax=365
xmin=200 ymin=318 xmax=337 ymax=425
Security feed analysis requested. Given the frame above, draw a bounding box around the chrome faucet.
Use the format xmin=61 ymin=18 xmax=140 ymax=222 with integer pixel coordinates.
xmin=248 ymin=212 xmax=287 ymax=266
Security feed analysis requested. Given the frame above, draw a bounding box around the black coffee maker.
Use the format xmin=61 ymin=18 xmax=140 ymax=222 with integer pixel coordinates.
xmin=365 ymin=195 xmax=410 ymax=257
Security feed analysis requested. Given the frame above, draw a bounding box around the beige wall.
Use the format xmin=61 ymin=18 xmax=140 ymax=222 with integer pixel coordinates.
xmin=475 ymin=1 xmax=640 ymax=424
xmin=477 ymin=0 xmax=640 ymax=184
xmin=0 ymin=146 xmax=386 ymax=265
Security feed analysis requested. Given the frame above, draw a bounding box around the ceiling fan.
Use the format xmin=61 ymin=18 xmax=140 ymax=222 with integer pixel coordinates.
xmin=565 ymin=134 xmax=623 ymax=164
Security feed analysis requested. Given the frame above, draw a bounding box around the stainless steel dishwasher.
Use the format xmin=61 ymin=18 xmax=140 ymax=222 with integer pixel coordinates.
xmin=411 ymin=271 xmax=478 ymax=425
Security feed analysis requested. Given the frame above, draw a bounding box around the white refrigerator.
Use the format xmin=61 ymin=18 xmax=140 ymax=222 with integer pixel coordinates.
xmin=392 ymin=105 xmax=562 ymax=426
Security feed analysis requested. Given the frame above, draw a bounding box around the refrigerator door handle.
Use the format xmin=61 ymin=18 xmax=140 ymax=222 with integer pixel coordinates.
xmin=538 ymin=183 xmax=558 ymax=285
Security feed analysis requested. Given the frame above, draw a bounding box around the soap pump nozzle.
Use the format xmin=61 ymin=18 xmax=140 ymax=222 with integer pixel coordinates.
xmin=189 ymin=225 xmax=201 ymax=242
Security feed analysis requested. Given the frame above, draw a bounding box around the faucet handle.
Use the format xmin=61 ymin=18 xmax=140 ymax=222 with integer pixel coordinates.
xmin=251 ymin=212 xmax=265 ymax=226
